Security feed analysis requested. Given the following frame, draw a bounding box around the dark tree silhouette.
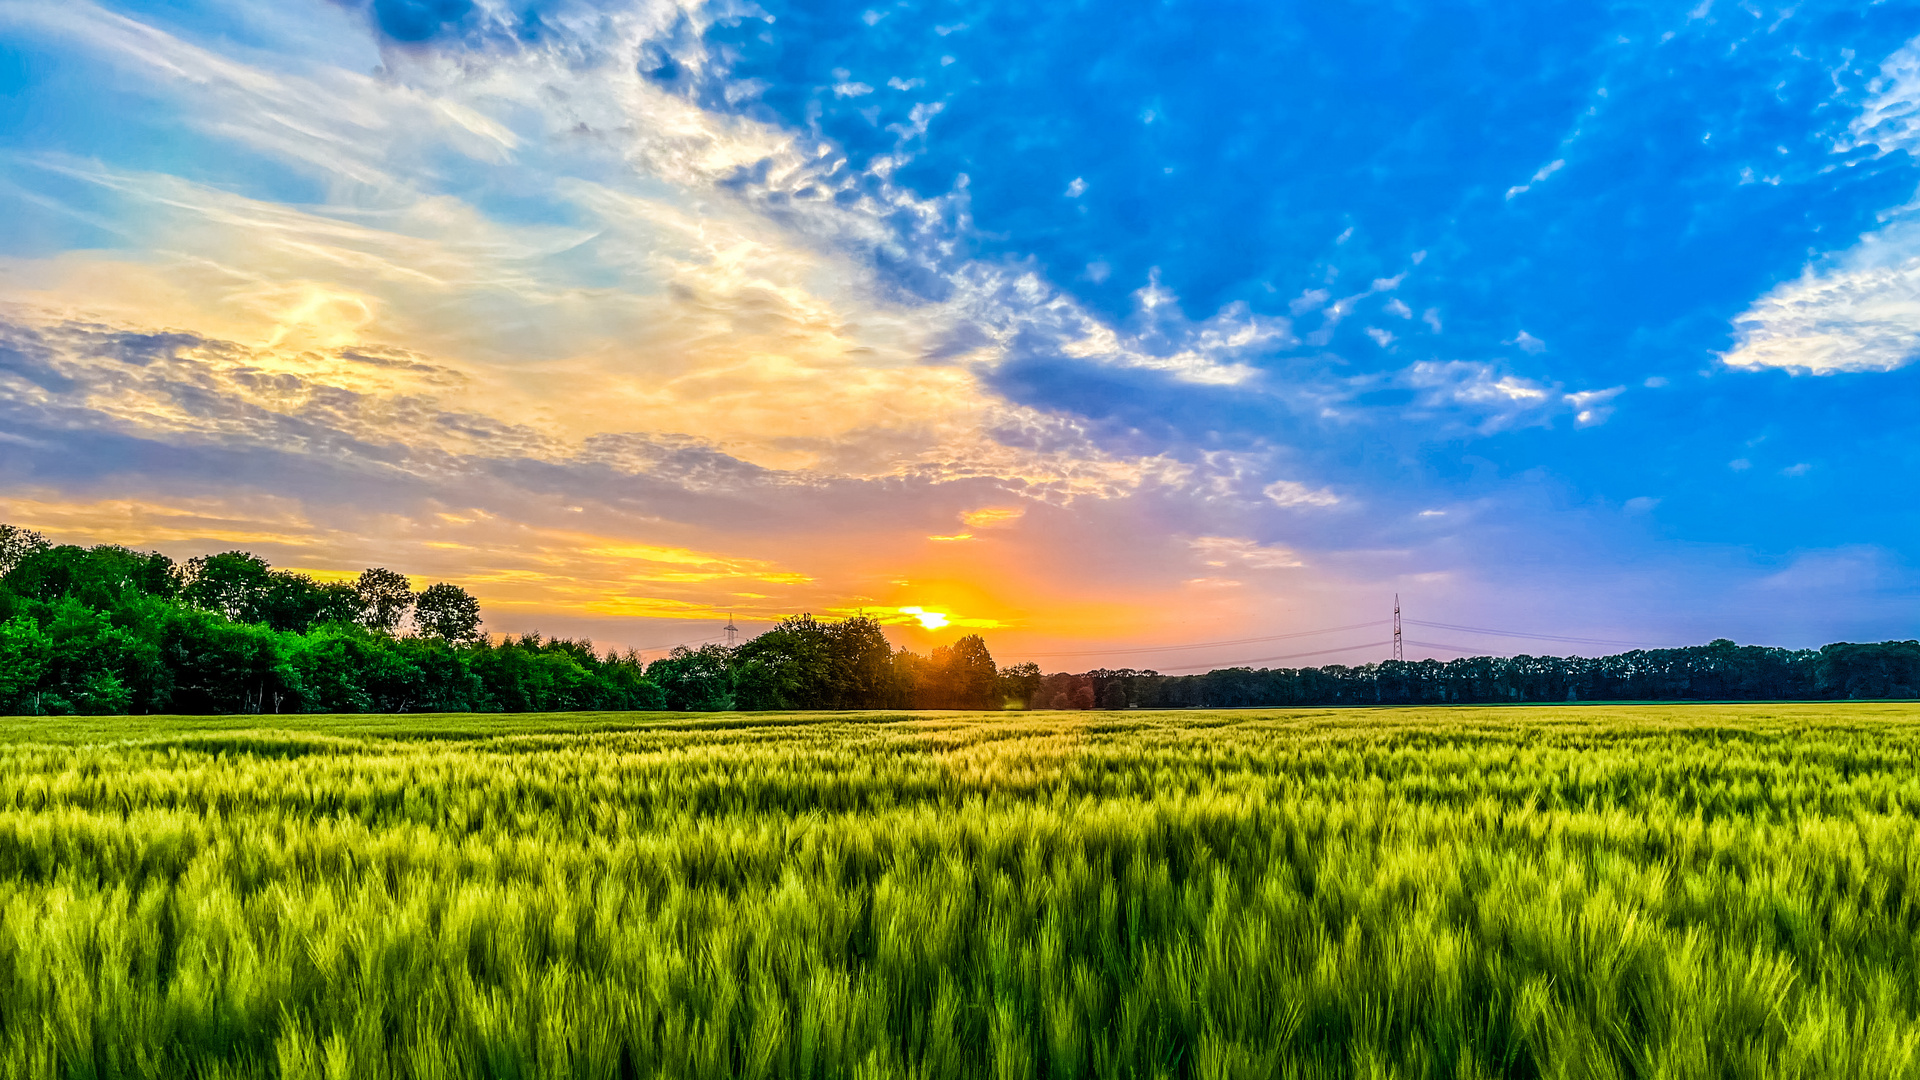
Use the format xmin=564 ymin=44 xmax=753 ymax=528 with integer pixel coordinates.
xmin=354 ymin=568 xmax=415 ymax=634
xmin=997 ymin=662 xmax=1042 ymax=708
xmin=414 ymin=583 xmax=484 ymax=644
xmin=0 ymin=525 xmax=48 ymax=577
xmin=937 ymin=634 xmax=999 ymax=710
xmin=183 ymin=552 xmax=274 ymax=623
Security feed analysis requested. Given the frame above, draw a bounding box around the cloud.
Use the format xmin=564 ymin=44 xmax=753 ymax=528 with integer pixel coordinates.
xmin=960 ymin=506 xmax=1025 ymax=528
xmin=1722 ymin=256 xmax=1920 ymax=374
xmin=1263 ymin=480 xmax=1339 ymax=508
xmin=1289 ymin=288 xmax=1330 ymax=316
xmin=1398 ymin=361 xmax=1574 ymax=431
xmin=1565 ymin=386 xmax=1624 ymax=426
xmin=1847 ymin=35 xmax=1920 ymax=157
xmin=1189 ymin=535 xmax=1304 ymax=569
xmin=1720 ymin=35 xmax=1920 ymax=376
xmin=1504 ymin=158 xmax=1565 ymax=200
xmin=1756 ymin=546 xmax=1900 ymax=595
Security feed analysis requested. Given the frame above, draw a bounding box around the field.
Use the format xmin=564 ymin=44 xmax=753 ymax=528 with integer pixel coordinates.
xmin=4 ymin=706 xmax=1920 ymax=1078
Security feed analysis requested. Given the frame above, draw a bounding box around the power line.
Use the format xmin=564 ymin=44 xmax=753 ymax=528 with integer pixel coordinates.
xmin=1404 ymin=639 xmax=1494 ymax=654
xmin=630 ymin=631 xmax=727 ymax=653
xmin=1153 ymin=640 xmax=1397 ymax=674
xmin=1403 ymin=619 xmax=1678 ymax=650
xmin=1014 ymin=619 xmax=1393 ymax=659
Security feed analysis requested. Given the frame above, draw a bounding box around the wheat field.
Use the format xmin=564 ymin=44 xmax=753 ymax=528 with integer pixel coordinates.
xmin=3 ymin=704 xmax=1919 ymax=1078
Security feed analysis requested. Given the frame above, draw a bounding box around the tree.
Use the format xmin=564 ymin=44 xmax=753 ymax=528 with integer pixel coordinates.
xmin=997 ymin=661 xmax=1042 ymax=709
xmin=0 ymin=616 xmax=50 ymax=709
xmin=159 ymin=607 xmax=297 ymax=714
xmin=922 ymin=634 xmax=998 ymax=709
xmin=600 ymin=650 xmax=668 ymax=710
xmin=414 ymin=582 xmax=484 ymax=644
xmin=259 ymin=573 xmax=364 ymax=632
xmin=354 ymin=567 xmax=415 ymax=633
xmin=825 ymin=615 xmax=896 ymax=708
xmin=733 ymin=615 xmax=833 ymax=709
xmin=0 ymin=524 xmax=49 ymax=578
xmin=38 ymin=598 xmax=165 ymax=714
xmin=1817 ymin=641 xmax=1920 ymax=700
xmin=649 ymin=644 xmax=736 ymax=711
xmin=6 ymin=544 xmax=179 ymax=606
xmin=889 ymin=650 xmax=930 ymax=709
xmin=183 ymin=552 xmax=274 ymax=622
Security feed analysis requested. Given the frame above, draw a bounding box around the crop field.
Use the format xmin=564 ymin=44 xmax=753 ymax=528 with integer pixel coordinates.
xmin=4 ymin=705 xmax=1920 ymax=1079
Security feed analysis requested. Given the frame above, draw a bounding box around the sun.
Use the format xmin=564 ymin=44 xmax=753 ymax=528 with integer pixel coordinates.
xmin=898 ymin=606 xmax=950 ymax=630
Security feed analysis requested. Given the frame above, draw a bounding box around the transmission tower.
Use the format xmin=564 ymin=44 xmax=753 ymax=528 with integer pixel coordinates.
xmin=724 ymin=613 xmax=739 ymax=648
xmin=1392 ymin=594 xmax=1403 ymax=661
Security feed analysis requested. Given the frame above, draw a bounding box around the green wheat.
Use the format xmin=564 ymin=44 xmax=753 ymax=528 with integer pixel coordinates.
xmin=2 ymin=703 xmax=1919 ymax=1078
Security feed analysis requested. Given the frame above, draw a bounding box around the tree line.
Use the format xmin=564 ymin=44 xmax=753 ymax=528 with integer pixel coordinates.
xmin=0 ymin=527 xmax=1011 ymax=715
xmin=1032 ymin=638 xmax=1920 ymax=709
xmin=1 ymin=525 xmax=1915 ymax=714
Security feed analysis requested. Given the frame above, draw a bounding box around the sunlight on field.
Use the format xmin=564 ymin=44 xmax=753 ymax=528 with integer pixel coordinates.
xmin=2 ymin=703 xmax=1919 ymax=1077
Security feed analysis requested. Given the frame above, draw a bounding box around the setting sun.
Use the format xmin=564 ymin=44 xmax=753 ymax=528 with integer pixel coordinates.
xmin=898 ymin=606 xmax=950 ymax=630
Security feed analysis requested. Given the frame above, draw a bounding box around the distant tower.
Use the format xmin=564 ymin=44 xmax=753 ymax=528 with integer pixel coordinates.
xmin=1392 ymin=595 xmax=1403 ymax=662
xmin=724 ymin=613 xmax=739 ymax=648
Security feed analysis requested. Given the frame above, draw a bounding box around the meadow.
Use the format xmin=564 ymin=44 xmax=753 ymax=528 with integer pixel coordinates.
xmin=3 ymin=705 xmax=1920 ymax=1078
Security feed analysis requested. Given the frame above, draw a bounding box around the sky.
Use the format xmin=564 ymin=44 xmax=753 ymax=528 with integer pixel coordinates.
xmin=1 ymin=0 xmax=1918 ymax=669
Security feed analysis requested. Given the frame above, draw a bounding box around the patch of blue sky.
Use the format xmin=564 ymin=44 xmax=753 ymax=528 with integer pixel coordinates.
xmin=104 ymin=0 xmax=383 ymax=63
xmin=0 ymin=19 xmax=343 ymax=224
xmin=715 ymin=2 xmax=1917 ymax=377
xmin=680 ymin=0 xmax=1920 ymax=566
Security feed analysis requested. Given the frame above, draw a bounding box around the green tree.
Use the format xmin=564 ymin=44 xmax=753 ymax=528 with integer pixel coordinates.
xmin=5 ymin=544 xmax=179 ymax=606
xmin=413 ymin=582 xmax=484 ymax=644
xmin=285 ymin=626 xmax=379 ymax=713
xmin=354 ymin=567 xmax=414 ymax=634
xmin=392 ymin=636 xmax=485 ymax=711
xmin=649 ymin=643 xmax=736 ymax=711
xmin=466 ymin=634 xmax=609 ymax=712
xmin=39 ymin=598 xmax=164 ymax=714
xmin=733 ymin=615 xmax=833 ymax=709
xmin=599 ymin=650 xmax=667 ymax=710
xmin=160 ymin=607 xmax=298 ymax=714
xmin=0 ymin=616 xmax=51 ymax=709
xmin=183 ymin=551 xmax=274 ymax=622
xmin=255 ymin=572 xmax=364 ymax=632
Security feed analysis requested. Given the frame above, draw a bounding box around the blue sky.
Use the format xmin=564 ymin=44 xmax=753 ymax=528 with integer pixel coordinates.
xmin=0 ymin=0 xmax=1917 ymax=663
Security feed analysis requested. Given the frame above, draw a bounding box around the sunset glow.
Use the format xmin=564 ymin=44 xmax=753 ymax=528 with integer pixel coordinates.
xmin=899 ymin=608 xmax=952 ymax=631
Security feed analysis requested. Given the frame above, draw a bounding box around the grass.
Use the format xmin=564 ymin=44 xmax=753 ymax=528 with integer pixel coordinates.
xmin=2 ymin=703 xmax=1920 ymax=1078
